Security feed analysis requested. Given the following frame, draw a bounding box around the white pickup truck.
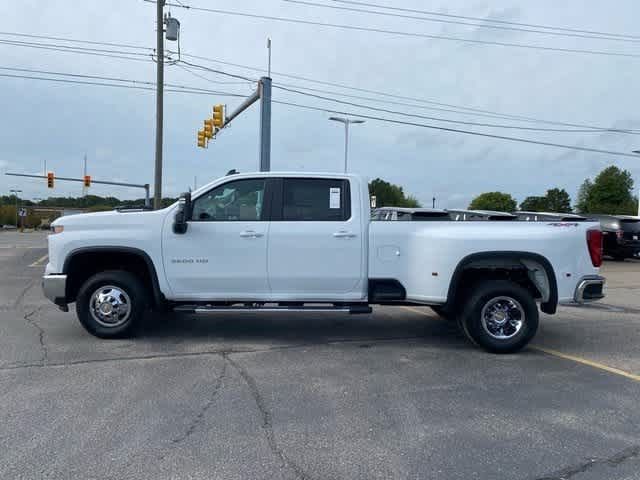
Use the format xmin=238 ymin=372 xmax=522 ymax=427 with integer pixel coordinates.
xmin=43 ymin=172 xmax=605 ymax=353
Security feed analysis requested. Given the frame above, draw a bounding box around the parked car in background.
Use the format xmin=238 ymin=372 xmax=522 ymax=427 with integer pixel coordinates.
xmin=514 ymin=211 xmax=588 ymax=222
xmin=372 ymin=207 xmax=451 ymax=221
xmin=588 ymin=214 xmax=640 ymax=260
xmin=447 ymin=209 xmax=517 ymax=221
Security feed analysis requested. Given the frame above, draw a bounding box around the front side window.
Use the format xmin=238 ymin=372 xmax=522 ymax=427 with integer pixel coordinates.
xmin=282 ymin=178 xmax=350 ymax=221
xmin=191 ymin=179 xmax=266 ymax=221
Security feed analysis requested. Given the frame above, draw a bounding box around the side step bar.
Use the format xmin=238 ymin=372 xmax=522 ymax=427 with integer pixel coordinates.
xmin=174 ymin=304 xmax=372 ymax=314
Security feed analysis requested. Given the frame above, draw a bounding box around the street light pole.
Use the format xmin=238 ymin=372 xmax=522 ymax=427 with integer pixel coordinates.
xmin=9 ymin=189 xmax=21 ymax=228
xmin=154 ymin=0 xmax=165 ymax=210
xmin=329 ymin=117 xmax=365 ymax=173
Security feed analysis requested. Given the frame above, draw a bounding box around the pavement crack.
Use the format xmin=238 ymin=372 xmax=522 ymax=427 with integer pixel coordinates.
xmin=171 ymin=360 xmax=227 ymax=444
xmin=225 ymin=354 xmax=312 ymax=480
xmin=535 ymin=445 xmax=640 ymax=480
xmin=13 ymin=279 xmax=36 ymax=309
xmin=23 ymin=307 xmax=47 ymax=366
xmin=0 ymin=336 xmax=426 ymax=372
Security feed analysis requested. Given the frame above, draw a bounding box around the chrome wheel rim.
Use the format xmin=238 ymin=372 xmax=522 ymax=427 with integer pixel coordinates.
xmin=89 ymin=285 xmax=132 ymax=328
xmin=480 ymin=296 xmax=524 ymax=340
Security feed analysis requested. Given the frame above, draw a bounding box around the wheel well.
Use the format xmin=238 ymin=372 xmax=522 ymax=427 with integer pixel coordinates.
xmin=64 ymin=249 xmax=161 ymax=307
xmin=446 ymin=252 xmax=558 ymax=314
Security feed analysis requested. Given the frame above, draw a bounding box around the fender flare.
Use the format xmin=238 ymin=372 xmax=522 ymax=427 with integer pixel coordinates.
xmin=63 ymin=246 xmax=164 ymax=308
xmin=445 ymin=251 xmax=558 ymax=314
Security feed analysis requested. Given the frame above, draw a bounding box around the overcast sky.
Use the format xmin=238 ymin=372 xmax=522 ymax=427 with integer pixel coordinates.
xmin=1 ymin=0 xmax=639 ymax=208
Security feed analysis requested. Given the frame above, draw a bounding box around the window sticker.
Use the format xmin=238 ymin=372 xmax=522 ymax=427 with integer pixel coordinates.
xmin=329 ymin=187 xmax=341 ymax=209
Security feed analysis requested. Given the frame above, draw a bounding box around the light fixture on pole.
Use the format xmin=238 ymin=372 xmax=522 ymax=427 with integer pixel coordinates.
xmin=329 ymin=117 xmax=365 ymax=173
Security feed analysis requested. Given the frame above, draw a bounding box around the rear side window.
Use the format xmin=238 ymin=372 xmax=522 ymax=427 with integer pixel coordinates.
xmin=282 ymin=178 xmax=350 ymax=221
xmin=621 ymin=219 xmax=640 ymax=233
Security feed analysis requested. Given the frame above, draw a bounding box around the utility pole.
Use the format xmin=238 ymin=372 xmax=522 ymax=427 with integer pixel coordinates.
xmin=154 ymin=0 xmax=165 ymax=210
xmin=259 ymin=77 xmax=272 ymax=172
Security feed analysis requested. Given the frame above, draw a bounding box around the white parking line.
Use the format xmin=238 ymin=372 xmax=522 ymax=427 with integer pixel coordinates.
xmin=29 ymin=254 xmax=49 ymax=267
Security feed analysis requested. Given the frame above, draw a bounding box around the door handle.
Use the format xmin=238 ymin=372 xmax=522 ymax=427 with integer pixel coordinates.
xmin=333 ymin=230 xmax=356 ymax=238
xmin=239 ymin=230 xmax=264 ymax=238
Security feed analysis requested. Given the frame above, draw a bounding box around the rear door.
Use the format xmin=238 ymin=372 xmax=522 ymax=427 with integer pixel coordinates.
xmin=267 ymin=177 xmax=365 ymax=300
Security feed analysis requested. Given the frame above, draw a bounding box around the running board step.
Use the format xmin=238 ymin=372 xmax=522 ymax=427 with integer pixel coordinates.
xmin=173 ymin=304 xmax=372 ymax=314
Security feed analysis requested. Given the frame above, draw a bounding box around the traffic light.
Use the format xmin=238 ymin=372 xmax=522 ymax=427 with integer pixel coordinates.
xmin=47 ymin=172 xmax=54 ymax=188
xmin=203 ymin=119 xmax=214 ymax=139
xmin=213 ymin=104 xmax=224 ymax=128
xmin=83 ymin=175 xmax=91 ymax=188
xmin=197 ymin=129 xmax=206 ymax=148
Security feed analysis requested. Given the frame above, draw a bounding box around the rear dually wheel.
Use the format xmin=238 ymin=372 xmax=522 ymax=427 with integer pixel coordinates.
xmin=458 ymin=280 xmax=539 ymax=354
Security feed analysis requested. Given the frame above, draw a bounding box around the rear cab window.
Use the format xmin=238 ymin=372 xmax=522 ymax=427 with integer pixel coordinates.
xmin=279 ymin=178 xmax=351 ymax=221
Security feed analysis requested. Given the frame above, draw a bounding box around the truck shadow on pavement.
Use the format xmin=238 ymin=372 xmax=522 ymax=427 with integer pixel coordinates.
xmin=137 ymin=310 xmax=470 ymax=350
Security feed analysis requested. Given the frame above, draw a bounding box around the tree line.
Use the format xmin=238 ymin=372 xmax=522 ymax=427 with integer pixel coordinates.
xmin=469 ymin=166 xmax=638 ymax=215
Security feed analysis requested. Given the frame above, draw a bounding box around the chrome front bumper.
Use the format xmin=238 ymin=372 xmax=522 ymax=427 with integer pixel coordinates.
xmin=42 ymin=274 xmax=67 ymax=308
xmin=574 ymin=275 xmax=606 ymax=303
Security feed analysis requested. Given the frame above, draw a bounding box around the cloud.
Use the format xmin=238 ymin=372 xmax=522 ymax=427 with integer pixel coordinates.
xmin=0 ymin=0 xmax=638 ymax=206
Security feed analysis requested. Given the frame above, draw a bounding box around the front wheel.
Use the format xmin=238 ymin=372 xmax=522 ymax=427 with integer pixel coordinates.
xmin=76 ymin=270 xmax=148 ymax=338
xmin=458 ymin=280 xmax=538 ymax=354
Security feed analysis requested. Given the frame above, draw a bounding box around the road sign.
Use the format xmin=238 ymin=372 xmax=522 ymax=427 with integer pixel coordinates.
xmin=18 ymin=208 xmax=27 ymax=217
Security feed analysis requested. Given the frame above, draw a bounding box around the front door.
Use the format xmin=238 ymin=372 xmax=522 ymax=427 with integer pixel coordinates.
xmin=163 ymin=177 xmax=270 ymax=300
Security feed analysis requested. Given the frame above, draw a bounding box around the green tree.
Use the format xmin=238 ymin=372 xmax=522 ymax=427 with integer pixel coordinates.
xmin=368 ymin=178 xmax=421 ymax=208
xmin=545 ymin=188 xmax=572 ymax=212
xmin=575 ymin=179 xmax=593 ymax=213
xmin=519 ymin=196 xmax=549 ymax=212
xmin=575 ymin=166 xmax=636 ymax=214
xmin=469 ymin=192 xmax=517 ymax=212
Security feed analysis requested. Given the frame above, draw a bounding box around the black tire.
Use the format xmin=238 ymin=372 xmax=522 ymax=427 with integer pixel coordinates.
xmin=459 ymin=280 xmax=538 ymax=354
xmin=76 ymin=270 xmax=148 ymax=339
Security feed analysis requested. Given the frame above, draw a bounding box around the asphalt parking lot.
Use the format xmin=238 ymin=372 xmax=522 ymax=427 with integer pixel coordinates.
xmin=1 ymin=231 xmax=639 ymax=480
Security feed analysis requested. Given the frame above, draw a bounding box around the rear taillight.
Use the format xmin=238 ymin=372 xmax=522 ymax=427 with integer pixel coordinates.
xmin=587 ymin=229 xmax=603 ymax=267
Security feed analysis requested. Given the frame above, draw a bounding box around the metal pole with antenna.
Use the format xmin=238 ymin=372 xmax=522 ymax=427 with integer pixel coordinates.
xmin=267 ymin=37 xmax=272 ymax=78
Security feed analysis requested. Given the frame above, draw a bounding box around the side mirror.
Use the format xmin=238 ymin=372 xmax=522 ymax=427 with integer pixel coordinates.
xmin=173 ymin=192 xmax=192 ymax=234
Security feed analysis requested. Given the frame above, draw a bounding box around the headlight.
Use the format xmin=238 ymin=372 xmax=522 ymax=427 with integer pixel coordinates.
xmin=50 ymin=225 xmax=64 ymax=234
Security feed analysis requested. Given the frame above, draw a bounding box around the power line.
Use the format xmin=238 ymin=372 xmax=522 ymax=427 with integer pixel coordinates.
xmin=0 ymin=72 xmax=247 ymax=97
xmin=273 ymin=100 xmax=640 ymax=158
xmin=321 ymin=0 xmax=640 ymax=41
xmin=272 ymin=81 xmax=638 ymax=133
xmin=284 ymin=0 xmax=640 ymax=44
xmin=0 ymin=66 xmax=248 ymax=94
xmin=273 ymin=84 xmax=638 ymax=133
xmin=177 ymin=59 xmax=258 ymax=82
xmin=0 ymin=28 xmax=629 ymax=132
xmin=1 ymin=65 xmax=635 ymax=159
xmin=158 ymin=1 xmax=640 ymax=59
xmin=0 ymin=39 xmax=156 ymax=63
xmin=176 ymin=51 xmax=638 ymax=133
xmin=174 ymin=63 xmax=254 ymax=86
xmin=0 ymin=38 xmax=152 ymax=57
xmin=0 ymin=31 xmax=151 ymax=51
xmin=1 ymin=29 xmax=633 ymax=133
